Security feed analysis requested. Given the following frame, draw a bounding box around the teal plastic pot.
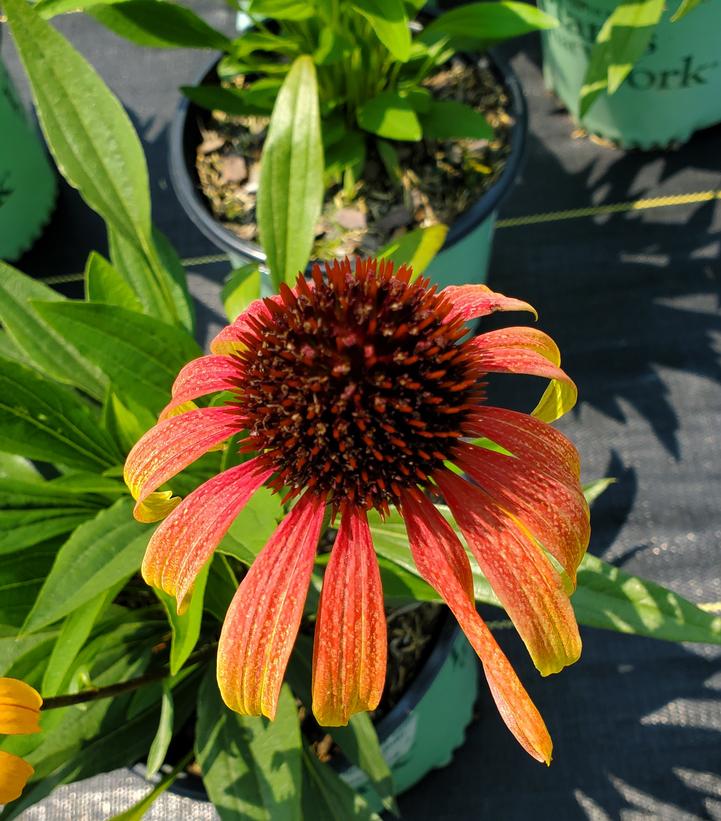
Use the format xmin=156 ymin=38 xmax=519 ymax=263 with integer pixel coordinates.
xmin=169 ymin=53 xmax=527 ymax=289
xmin=539 ymin=0 xmax=721 ymax=148
xmin=338 ymin=618 xmax=478 ymax=811
xmin=0 ymin=44 xmax=56 ymax=260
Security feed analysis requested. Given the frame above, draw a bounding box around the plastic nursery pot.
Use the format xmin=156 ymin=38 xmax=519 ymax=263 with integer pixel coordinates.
xmin=142 ymin=615 xmax=479 ymax=809
xmin=538 ymin=0 xmax=721 ymax=148
xmin=0 ymin=35 xmax=57 ymax=261
xmin=168 ymin=53 xmax=527 ymax=290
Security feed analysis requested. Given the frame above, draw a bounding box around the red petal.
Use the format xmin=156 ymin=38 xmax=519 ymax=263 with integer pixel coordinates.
xmin=435 ymin=470 xmax=581 ymax=677
xmin=210 ymin=299 xmax=272 ymax=355
xmin=400 ymin=489 xmax=552 ymax=764
xmin=124 ymin=406 xmax=242 ymax=518
xmin=454 ymin=442 xmax=590 ymax=587
xmin=217 ymin=492 xmax=326 ymax=719
xmin=159 ymin=355 xmax=245 ymax=420
xmin=142 ymin=457 xmax=272 ymax=612
xmin=466 ymin=327 xmax=577 ymax=422
xmin=441 ymin=284 xmax=537 ymax=324
xmin=312 ymin=508 xmax=387 ymax=726
xmin=462 ymin=405 xmax=581 ymax=485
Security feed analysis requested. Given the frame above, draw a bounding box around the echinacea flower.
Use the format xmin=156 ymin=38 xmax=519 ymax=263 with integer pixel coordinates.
xmin=125 ymin=257 xmax=589 ymax=764
xmin=0 ymin=678 xmax=42 ymax=804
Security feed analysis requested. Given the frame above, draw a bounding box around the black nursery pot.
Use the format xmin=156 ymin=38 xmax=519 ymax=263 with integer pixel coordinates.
xmin=169 ymin=51 xmax=527 ymax=289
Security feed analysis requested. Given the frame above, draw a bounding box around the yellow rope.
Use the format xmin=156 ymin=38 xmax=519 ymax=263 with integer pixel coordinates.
xmin=495 ymin=189 xmax=721 ymax=228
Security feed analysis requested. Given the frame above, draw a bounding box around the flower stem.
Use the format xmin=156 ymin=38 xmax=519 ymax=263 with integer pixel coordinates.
xmin=41 ymin=642 xmax=218 ymax=710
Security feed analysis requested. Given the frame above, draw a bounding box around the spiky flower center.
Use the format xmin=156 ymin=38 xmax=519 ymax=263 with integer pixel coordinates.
xmin=236 ymin=259 xmax=481 ymax=513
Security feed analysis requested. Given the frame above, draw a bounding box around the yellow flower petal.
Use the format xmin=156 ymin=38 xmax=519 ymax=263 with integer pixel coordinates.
xmin=0 ymin=678 xmax=42 ymax=735
xmin=0 ymin=751 xmax=34 ymax=804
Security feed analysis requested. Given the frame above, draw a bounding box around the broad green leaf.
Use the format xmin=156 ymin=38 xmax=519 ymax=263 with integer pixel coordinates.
xmin=4 ymin=0 xmax=151 ymax=244
xmin=196 ymin=668 xmax=303 ymax=821
xmin=101 ymin=391 xmax=156 ymax=455
xmin=420 ymin=100 xmax=493 ymax=140
xmin=151 ymin=228 xmax=195 ymax=332
xmin=579 ymin=0 xmax=664 ymax=117
xmin=222 ymin=263 xmax=263 ymax=322
xmin=46 ymin=472 xmax=128 ymax=496
xmin=85 ymin=252 xmax=143 ymax=312
xmin=0 ymin=543 xmax=57 ymax=628
xmin=671 ymin=0 xmax=702 ymax=21
xmin=248 ymin=0 xmax=314 ymax=20
xmin=0 ymin=508 xmax=96 ymax=555
xmin=204 ymin=554 xmax=239 ymax=622
xmin=324 ymin=131 xmax=366 ymax=188
xmin=41 ymin=582 xmax=123 ymax=696
xmin=87 ymin=0 xmax=232 ymax=49
xmin=378 ymin=224 xmax=448 ymax=278
xmin=35 ymin=0 xmax=125 ymax=16
xmin=0 ymin=260 xmax=106 ymax=399
xmin=357 ymin=91 xmax=422 ymax=141
xmin=0 ymin=454 xmax=40 ymax=482
xmin=369 ymin=507 xmax=721 ymax=645
xmin=0 ymin=357 xmax=120 ymax=471
xmin=0 ymin=630 xmax=59 ymax=678
xmin=420 ymin=1 xmax=558 ymax=51
xmin=352 ymin=0 xmax=411 ymax=62
xmin=257 ymin=55 xmax=324 ymax=289
xmin=301 ymin=743 xmax=382 ymax=821
xmin=23 ymin=499 xmax=150 ymax=632
xmin=107 ymin=226 xmax=193 ymax=331
xmin=145 ymin=683 xmax=174 ymax=778
xmin=155 ymin=562 xmax=210 ymax=676
xmin=33 ymin=301 xmax=202 ymax=416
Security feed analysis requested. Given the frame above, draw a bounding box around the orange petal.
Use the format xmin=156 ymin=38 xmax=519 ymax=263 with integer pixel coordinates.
xmin=0 ymin=751 xmax=34 ymax=804
xmin=435 ymin=469 xmax=581 ymax=677
xmin=400 ymin=489 xmax=552 ymax=764
xmin=312 ymin=508 xmax=387 ymax=726
xmin=124 ymin=406 xmax=242 ymax=519
xmin=0 ymin=678 xmax=42 ymax=735
xmin=441 ymin=283 xmax=537 ymax=324
xmin=462 ymin=405 xmax=581 ymax=485
xmin=142 ymin=457 xmax=273 ymax=612
xmin=454 ymin=442 xmax=590 ymax=588
xmin=466 ymin=327 xmax=577 ymax=422
xmin=217 ymin=492 xmax=326 ymax=719
xmin=210 ymin=297 xmax=276 ymax=355
xmin=159 ymin=354 xmax=246 ymax=420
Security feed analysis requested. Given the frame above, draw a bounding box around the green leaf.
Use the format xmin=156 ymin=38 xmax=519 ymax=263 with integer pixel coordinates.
xmin=223 ymin=486 xmax=285 ymax=560
xmin=3 ymin=0 xmax=151 ymax=244
xmin=352 ymin=0 xmax=411 ymax=62
xmin=0 ymin=543 xmax=58 ymax=628
xmin=0 ymin=630 xmax=59 ymax=678
xmin=85 ymin=252 xmax=143 ymax=312
xmin=0 ymin=357 xmax=120 ymax=471
xmin=582 ymin=477 xmax=616 ymax=507
xmin=101 ymin=391 xmax=155 ymax=455
xmin=671 ymin=0 xmax=702 ymax=21
xmin=420 ymin=1 xmax=558 ymax=51
xmin=22 ymin=499 xmax=150 ymax=633
xmin=324 ymin=131 xmax=366 ymax=187
xmin=41 ymin=583 xmax=123 ymax=696
xmin=33 ymin=301 xmax=202 ymax=416
xmin=155 ymin=562 xmax=210 ymax=676
xmin=145 ymin=683 xmax=174 ymax=778
xmin=0 ymin=260 xmax=107 ymax=400
xmin=181 ymin=84 xmax=271 ymax=116
xmin=196 ymin=667 xmax=303 ymax=821
xmin=247 ymin=0 xmax=314 ymax=20
xmin=378 ymin=224 xmax=448 ymax=278
xmin=107 ymin=226 xmax=194 ymax=332
xmin=87 ymin=0 xmax=231 ymax=49
xmin=221 ymin=263 xmax=263 ymax=322
xmin=579 ymin=0 xmax=664 ymax=117
xmin=257 ymin=55 xmax=324 ymax=289
xmin=420 ymin=100 xmax=493 ymax=140
xmin=0 ymin=508 xmax=96 ymax=555
xmin=357 ymin=91 xmax=422 ymax=141
xmin=301 ymin=743 xmax=382 ymax=821
xmin=0 ymin=454 xmax=40 ymax=482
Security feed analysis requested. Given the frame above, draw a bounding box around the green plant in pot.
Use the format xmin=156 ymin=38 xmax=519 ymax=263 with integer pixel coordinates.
xmin=537 ymin=0 xmax=721 ymax=147
xmin=3 ymin=2 xmax=721 ymax=818
xmin=50 ymin=0 xmax=560 ymax=292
